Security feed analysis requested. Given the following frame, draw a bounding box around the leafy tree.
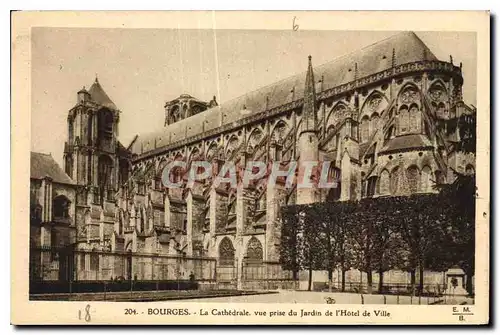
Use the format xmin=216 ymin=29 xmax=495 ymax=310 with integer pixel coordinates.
xmin=279 ymin=205 xmax=301 ymax=280
xmin=300 ymin=205 xmax=325 ymax=291
xmin=347 ymin=202 xmax=377 ymax=294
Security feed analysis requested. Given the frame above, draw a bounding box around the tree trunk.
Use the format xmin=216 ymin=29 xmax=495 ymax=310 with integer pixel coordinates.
xmin=367 ymin=271 xmax=373 ymax=294
xmin=410 ymin=269 xmax=416 ymax=296
xmin=341 ymin=269 xmax=346 ymax=292
xmin=378 ymin=270 xmax=384 ymax=294
xmin=328 ymin=269 xmax=333 ymax=292
xmin=293 ymin=270 xmax=298 ymax=281
xmin=308 ymin=266 xmax=313 ymax=291
xmin=419 ymin=266 xmax=424 ymax=295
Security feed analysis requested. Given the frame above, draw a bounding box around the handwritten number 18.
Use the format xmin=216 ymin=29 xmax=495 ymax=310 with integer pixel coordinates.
xmin=78 ymin=304 xmax=91 ymax=322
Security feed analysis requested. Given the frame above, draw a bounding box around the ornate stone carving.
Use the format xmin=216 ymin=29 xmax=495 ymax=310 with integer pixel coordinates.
xmin=429 ymin=87 xmax=444 ymax=101
xmin=400 ymin=88 xmax=419 ymax=104
xmin=367 ymin=96 xmax=383 ymax=112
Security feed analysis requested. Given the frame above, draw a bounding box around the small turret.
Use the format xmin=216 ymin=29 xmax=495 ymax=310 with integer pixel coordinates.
xmin=77 ymin=86 xmax=90 ymax=104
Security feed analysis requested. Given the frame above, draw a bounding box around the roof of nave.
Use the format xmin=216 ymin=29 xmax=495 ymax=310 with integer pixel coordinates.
xmin=131 ymin=31 xmax=438 ymax=156
xmin=30 ymin=152 xmax=75 ymax=185
xmin=88 ymin=77 xmax=118 ymax=110
xmin=380 ymin=134 xmax=433 ymax=154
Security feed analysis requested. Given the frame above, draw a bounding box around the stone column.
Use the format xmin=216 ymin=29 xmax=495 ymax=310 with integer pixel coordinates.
xmin=185 ymin=191 xmax=194 ymax=257
xmin=208 ymin=188 xmax=217 ymax=257
xmin=340 ymin=150 xmax=352 ymax=201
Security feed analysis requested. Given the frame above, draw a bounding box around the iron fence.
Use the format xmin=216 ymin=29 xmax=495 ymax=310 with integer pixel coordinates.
xmin=30 ymin=246 xmax=217 ymax=294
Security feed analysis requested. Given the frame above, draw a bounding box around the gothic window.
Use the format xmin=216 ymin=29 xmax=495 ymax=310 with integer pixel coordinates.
xmin=465 ymin=164 xmax=475 ymax=175
xmin=225 ymin=135 xmax=239 ymax=157
xmin=399 ymin=105 xmax=409 ymax=134
xmin=218 ymin=237 xmax=235 ymax=266
xmin=53 ymin=195 xmax=70 ymax=220
xmin=98 ymin=110 xmax=114 ymax=141
xmin=171 ymin=105 xmax=180 ymax=123
xmin=379 ymin=170 xmax=390 ymax=195
xmin=370 ymin=113 xmax=380 ymax=136
xmin=390 ymin=167 xmax=400 ymax=195
xmin=406 ymin=165 xmax=420 ymax=193
xmin=421 ymin=166 xmax=432 ymax=192
xmin=140 ymin=208 xmax=145 ymax=232
xmin=360 ymin=115 xmax=370 ymax=142
xmin=68 ymin=119 xmax=74 ymax=143
xmin=247 ymin=128 xmax=263 ymax=154
xmin=206 ymin=143 xmax=218 ymax=161
xmin=118 ymin=210 xmax=123 ymax=235
xmin=273 ymin=121 xmax=288 ymax=144
xmin=98 ymin=155 xmax=114 ymax=189
xmin=367 ymin=176 xmax=377 ymax=197
xmin=65 ymin=156 xmax=73 ymax=178
xmin=118 ymin=159 xmax=130 ymax=188
xmin=87 ymin=114 xmax=93 ymax=145
xmin=409 ymin=104 xmax=420 ymax=133
xmin=244 ymin=237 xmax=263 ymax=265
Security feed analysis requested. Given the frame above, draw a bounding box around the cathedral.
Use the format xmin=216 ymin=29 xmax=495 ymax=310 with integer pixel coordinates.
xmin=31 ymin=31 xmax=476 ymax=290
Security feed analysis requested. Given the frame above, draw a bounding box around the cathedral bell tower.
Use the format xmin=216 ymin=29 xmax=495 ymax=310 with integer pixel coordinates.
xmin=296 ymin=56 xmax=320 ymax=205
xmin=63 ymin=77 xmax=121 ymax=205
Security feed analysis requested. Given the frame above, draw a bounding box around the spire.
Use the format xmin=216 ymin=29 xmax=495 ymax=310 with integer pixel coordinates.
xmin=88 ymin=76 xmax=118 ymax=110
xmin=301 ymin=55 xmax=317 ymax=133
xmin=391 ymin=48 xmax=396 ymax=67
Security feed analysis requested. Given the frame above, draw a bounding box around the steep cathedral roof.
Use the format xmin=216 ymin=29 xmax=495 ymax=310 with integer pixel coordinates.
xmin=30 ymin=152 xmax=75 ymax=185
xmin=132 ymin=31 xmax=438 ymax=155
xmin=88 ymin=77 xmax=118 ymax=110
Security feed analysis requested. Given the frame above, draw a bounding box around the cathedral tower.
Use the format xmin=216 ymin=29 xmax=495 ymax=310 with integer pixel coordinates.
xmin=296 ymin=56 xmax=320 ymax=205
xmin=63 ymin=77 xmax=122 ymax=205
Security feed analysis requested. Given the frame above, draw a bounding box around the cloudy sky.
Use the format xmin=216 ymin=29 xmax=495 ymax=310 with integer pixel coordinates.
xmin=31 ymin=29 xmax=476 ymax=167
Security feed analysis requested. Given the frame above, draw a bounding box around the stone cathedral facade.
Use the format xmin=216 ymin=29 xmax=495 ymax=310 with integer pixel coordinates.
xmin=57 ymin=31 xmax=475 ymax=287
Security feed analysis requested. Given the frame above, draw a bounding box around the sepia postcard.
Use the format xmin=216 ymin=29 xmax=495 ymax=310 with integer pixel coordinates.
xmin=11 ymin=10 xmax=490 ymax=325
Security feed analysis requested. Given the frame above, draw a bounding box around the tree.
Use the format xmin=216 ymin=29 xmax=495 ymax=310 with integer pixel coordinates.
xmin=319 ymin=203 xmax=338 ymax=292
xmin=371 ymin=217 xmax=403 ymax=294
xmin=279 ymin=205 xmax=301 ymax=280
xmin=299 ymin=205 xmax=324 ymax=291
xmin=347 ymin=202 xmax=377 ymax=294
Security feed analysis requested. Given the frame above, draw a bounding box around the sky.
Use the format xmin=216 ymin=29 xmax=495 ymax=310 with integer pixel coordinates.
xmin=31 ymin=29 xmax=476 ymax=167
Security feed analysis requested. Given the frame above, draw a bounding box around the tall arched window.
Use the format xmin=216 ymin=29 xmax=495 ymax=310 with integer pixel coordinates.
xmin=409 ymin=104 xmax=420 ymax=133
xmin=218 ymin=237 xmax=235 ymax=266
xmin=399 ymin=105 xmax=409 ymax=134
xmin=379 ymin=170 xmax=390 ymax=195
xmin=65 ymin=156 xmax=73 ymax=178
xmin=87 ymin=114 xmax=93 ymax=145
xmin=360 ymin=115 xmax=370 ymax=142
xmin=406 ymin=165 xmax=420 ymax=193
xmin=118 ymin=159 xmax=130 ymax=188
xmin=98 ymin=110 xmax=114 ymax=140
xmin=390 ymin=167 xmax=400 ymax=195
xmin=98 ymin=155 xmax=114 ymax=188
xmin=370 ymin=113 xmax=380 ymax=136
xmin=367 ymin=176 xmax=377 ymax=197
